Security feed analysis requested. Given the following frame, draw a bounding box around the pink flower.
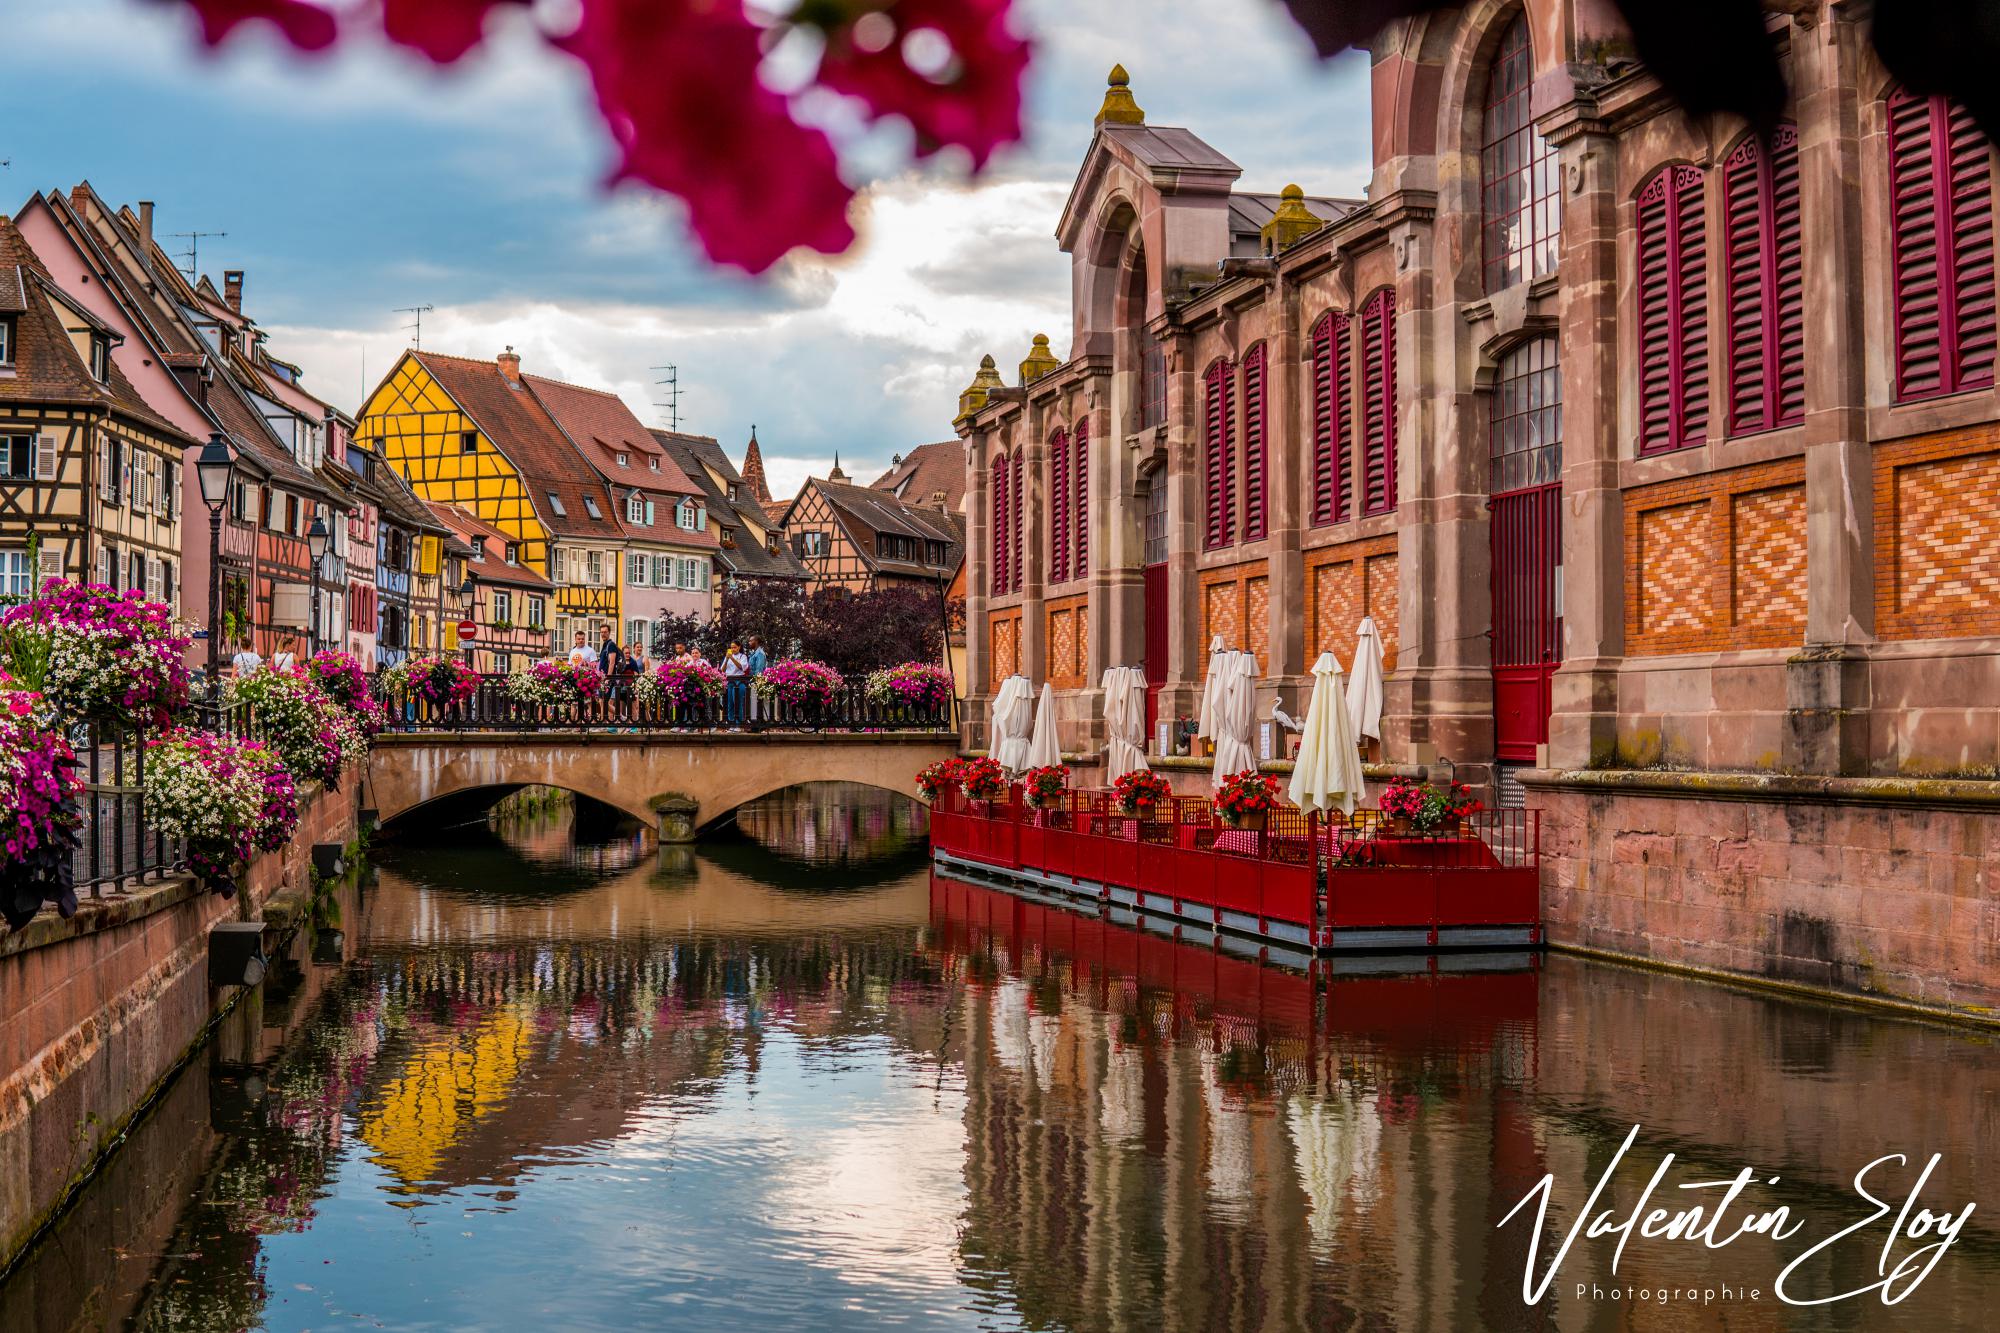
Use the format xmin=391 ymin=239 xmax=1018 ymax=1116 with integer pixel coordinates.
xmin=553 ymin=0 xmax=856 ymax=273
xmin=176 ymin=0 xmax=339 ymax=51
xmin=381 ymin=0 xmax=526 ymax=63
xmin=815 ymin=0 xmax=1029 ymax=169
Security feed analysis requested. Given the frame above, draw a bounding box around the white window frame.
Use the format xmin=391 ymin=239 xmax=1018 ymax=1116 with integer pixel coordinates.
xmin=627 ymin=552 xmax=649 ymax=586
xmin=494 ymin=589 xmax=512 ymax=623
xmin=627 ymin=495 xmax=645 ymax=524
xmin=0 ymin=549 xmax=31 ymax=600
xmin=528 ymin=596 xmax=545 ymax=629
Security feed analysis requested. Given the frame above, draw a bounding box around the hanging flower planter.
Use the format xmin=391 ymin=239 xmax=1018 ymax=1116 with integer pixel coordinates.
xmin=0 ymin=674 xmax=85 ymax=930
xmin=141 ymin=730 xmax=300 ymax=898
xmin=0 ymin=578 xmax=192 ymax=728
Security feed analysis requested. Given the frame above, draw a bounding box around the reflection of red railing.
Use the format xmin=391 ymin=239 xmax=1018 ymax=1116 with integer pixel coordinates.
xmin=929 ymin=788 xmax=1541 ymax=947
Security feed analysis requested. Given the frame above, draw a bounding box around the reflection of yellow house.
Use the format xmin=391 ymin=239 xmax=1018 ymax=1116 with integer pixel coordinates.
xmin=359 ymin=1006 xmax=531 ymax=1195
xmin=356 ymin=348 xmax=626 ymax=643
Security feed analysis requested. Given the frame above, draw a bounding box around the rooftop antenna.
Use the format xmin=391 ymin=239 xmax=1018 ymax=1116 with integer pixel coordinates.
xmin=395 ymin=304 xmax=435 ymax=349
xmin=651 ymin=364 xmax=681 ymax=431
xmin=169 ymin=230 xmax=226 ymax=279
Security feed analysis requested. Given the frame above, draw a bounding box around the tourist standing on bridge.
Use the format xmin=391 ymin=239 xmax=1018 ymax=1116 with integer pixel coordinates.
xmin=746 ymin=636 xmax=767 ymax=722
xmin=723 ymin=641 xmax=751 ymax=728
xmin=567 ymin=631 xmax=594 ymax=670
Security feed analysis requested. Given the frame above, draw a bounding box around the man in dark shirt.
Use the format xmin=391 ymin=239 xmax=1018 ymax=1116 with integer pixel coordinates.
xmin=597 ymin=626 xmax=624 ymax=676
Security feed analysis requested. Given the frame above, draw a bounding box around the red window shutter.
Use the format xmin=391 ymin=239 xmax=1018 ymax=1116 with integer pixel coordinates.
xmin=1310 ymin=311 xmax=1352 ymax=525
xmin=990 ymin=452 xmax=1008 ymax=595
xmin=1637 ymin=165 xmax=1709 ymax=453
xmin=1203 ymin=360 xmax=1235 ymax=548
xmin=1890 ymin=90 xmax=1946 ymax=398
xmin=1361 ymin=290 xmax=1397 ymax=514
xmin=1073 ymin=418 xmax=1089 ymax=577
xmin=1723 ymin=127 xmax=1804 ymax=435
xmin=1049 ymin=429 xmax=1069 ymax=583
xmin=1890 ymin=90 xmax=1994 ymax=401
xmin=1010 ymin=451 xmax=1024 ymax=592
xmin=1947 ymin=98 xmax=1997 ymax=391
xmin=1240 ymin=345 xmax=1268 ymax=541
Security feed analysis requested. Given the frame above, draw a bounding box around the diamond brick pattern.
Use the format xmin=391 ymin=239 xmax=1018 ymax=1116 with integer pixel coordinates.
xmin=1639 ymin=502 xmax=1712 ymax=636
xmin=1313 ymin=560 xmax=1360 ymax=664
xmin=988 ymin=613 xmax=1019 ymax=688
xmin=1204 ymin=583 xmax=1241 ymax=662
xmin=1895 ymin=454 xmax=2000 ymax=616
xmin=1306 ymin=537 xmax=1398 ymax=673
xmin=1247 ymin=577 xmax=1269 ymax=673
xmin=1045 ymin=593 xmax=1089 ymax=688
xmin=1364 ymin=553 xmax=1401 ymax=674
xmin=1730 ymin=486 xmax=1807 ymax=632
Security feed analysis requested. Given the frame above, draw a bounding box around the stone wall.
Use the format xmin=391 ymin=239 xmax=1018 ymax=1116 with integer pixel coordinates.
xmin=1525 ymin=771 xmax=2000 ymax=1015
xmin=0 ymin=780 xmax=357 ymax=1270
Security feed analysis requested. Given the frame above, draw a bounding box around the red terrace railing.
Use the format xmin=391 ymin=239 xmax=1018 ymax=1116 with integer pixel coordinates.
xmin=929 ymin=787 xmax=1542 ymax=948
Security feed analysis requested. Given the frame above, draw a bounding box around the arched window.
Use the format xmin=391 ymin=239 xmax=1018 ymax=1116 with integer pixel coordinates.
xmin=1202 ymin=359 xmax=1236 ymax=548
xmin=1723 ymin=127 xmax=1804 ymax=434
xmin=1888 ymin=89 xmax=1996 ymax=401
xmin=1361 ymin=290 xmax=1398 ymax=515
xmin=1491 ymin=336 xmax=1563 ymax=494
xmin=1309 ymin=311 xmax=1352 ymax=526
xmin=990 ymin=451 xmax=1009 ymax=595
xmin=1481 ymin=13 xmax=1560 ymax=291
xmin=1637 ymin=164 xmax=1709 ymax=454
xmin=1010 ymin=450 xmax=1024 ymax=593
xmin=1049 ymin=428 xmax=1070 ymax=583
xmin=1073 ymin=418 xmax=1089 ymax=577
xmin=1240 ymin=344 xmax=1268 ymax=541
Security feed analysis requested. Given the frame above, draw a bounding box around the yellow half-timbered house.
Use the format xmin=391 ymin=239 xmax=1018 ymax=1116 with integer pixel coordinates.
xmin=357 ymin=348 xmax=623 ymax=646
xmin=0 ymin=217 xmax=191 ymax=605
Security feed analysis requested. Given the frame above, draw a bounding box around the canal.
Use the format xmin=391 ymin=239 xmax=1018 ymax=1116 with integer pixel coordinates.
xmin=5 ymin=783 xmax=1999 ymax=1331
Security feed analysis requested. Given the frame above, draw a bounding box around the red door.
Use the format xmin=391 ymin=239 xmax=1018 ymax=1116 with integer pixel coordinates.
xmin=1142 ymin=562 xmax=1168 ymax=740
xmin=1489 ymin=484 xmax=1561 ymax=763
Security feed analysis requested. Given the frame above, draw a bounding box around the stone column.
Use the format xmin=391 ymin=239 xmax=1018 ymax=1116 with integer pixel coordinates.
xmin=1788 ymin=8 xmax=1875 ymax=775
xmin=1264 ymin=275 xmax=1308 ymax=713
xmin=1078 ymin=372 xmax=1120 ymax=747
xmin=962 ymin=426 xmax=991 ymax=749
xmin=1161 ymin=329 xmax=1204 ymax=731
xmin=1019 ymin=403 xmax=1049 ymax=689
xmin=1545 ymin=122 xmax=1625 ymax=771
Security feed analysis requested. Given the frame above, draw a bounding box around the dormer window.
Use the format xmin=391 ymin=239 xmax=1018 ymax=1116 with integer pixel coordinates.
xmin=89 ymin=336 xmax=109 ymax=383
xmin=626 ymin=495 xmax=645 ymax=524
xmin=0 ymin=318 xmax=14 ymax=366
xmin=648 ymin=456 xmax=660 ymax=472
xmin=617 ymin=452 xmax=629 ymax=467
xmin=505 ymin=543 xmax=518 ymax=565
xmin=727 ymin=484 xmax=739 ymax=502
xmin=676 ymin=500 xmax=701 ymax=530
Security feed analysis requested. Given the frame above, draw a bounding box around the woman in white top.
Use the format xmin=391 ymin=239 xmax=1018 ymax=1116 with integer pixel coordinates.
xmin=271 ymin=635 xmax=298 ymax=673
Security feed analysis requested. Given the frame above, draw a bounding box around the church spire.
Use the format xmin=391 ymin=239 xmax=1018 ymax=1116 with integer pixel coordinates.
xmin=828 ymin=449 xmax=848 ymax=483
xmin=740 ymin=424 xmax=772 ymax=503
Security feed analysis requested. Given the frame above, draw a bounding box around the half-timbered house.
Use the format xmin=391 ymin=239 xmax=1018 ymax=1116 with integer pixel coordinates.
xmin=779 ymin=465 xmax=964 ymax=595
xmin=0 ymin=216 xmax=193 ymax=606
xmin=652 ymin=430 xmax=810 ymax=603
xmin=426 ymin=502 xmax=554 ymax=673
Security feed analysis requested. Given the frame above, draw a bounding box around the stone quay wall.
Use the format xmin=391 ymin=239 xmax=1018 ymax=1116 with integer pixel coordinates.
xmin=0 ymin=780 xmax=358 ymax=1271
xmin=1525 ymin=771 xmax=2000 ymax=1017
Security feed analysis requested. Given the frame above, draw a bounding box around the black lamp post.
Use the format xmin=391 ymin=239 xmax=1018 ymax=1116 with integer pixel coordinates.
xmin=457 ymin=575 xmax=476 ymax=665
xmin=195 ymin=434 xmax=235 ymax=698
xmin=306 ymin=514 xmax=329 ymax=657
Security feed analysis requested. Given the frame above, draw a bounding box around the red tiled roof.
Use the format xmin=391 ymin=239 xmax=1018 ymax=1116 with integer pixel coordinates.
xmin=524 ymin=372 xmax=702 ymax=495
xmin=427 ymin=502 xmax=555 ymax=590
xmin=872 ymin=439 xmax=966 ymax=514
xmin=412 ymin=351 xmax=625 ymax=541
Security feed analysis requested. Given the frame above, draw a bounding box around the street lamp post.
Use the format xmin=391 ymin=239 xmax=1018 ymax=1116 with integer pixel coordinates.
xmin=306 ymin=514 xmax=329 ymax=658
xmin=195 ymin=434 xmax=236 ymax=700
xmin=457 ymin=575 xmax=476 ymax=666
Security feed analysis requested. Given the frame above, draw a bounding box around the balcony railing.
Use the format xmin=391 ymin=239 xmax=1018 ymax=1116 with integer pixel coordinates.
xmin=370 ymin=673 xmax=954 ymax=733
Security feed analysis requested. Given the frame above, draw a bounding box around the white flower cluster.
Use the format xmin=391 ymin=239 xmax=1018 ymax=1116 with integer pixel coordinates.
xmin=142 ymin=737 xmax=263 ymax=845
xmin=226 ymin=669 xmax=369 ymax=783
xmin=505 ymin=667 xmax=567 ymax=708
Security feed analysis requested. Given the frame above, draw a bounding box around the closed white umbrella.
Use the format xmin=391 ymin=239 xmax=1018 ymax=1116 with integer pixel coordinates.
xmin=1210 ymin=652 xmax=1258 ymax=789
xmin=1290 ymin=651 xmax=1364 ymax=816
xmin=1195 ymin=634 xmax=1227 ymax=742
xmin=1023 ymin=682 xmax=1062 ymax=770
xmin=1347 ymin=616 xmax=1385 ymax=742
xmin=1101 ymin=666 xmax=1149 ymax=783
xmin=991 ymin=674 xmax=1034 ymax=773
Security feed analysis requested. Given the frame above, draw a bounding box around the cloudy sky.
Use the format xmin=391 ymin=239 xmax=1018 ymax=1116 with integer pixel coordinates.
xmin=0 ymin=0 xmax=1369 ymax=498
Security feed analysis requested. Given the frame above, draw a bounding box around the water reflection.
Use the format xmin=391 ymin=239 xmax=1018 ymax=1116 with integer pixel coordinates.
xmin=7 ymin=784 xmax=2000 ymax=1332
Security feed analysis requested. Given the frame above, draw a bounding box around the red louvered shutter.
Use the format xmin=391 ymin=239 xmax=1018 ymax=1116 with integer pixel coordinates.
xmin=1073 ymin=418 xmax=1089 ymax=577
xmin=990 ymin=452 xmax=1008 ymax=595
xmin=1010 ymin=451 xmax=1024 ymax=592
xmin=1203 ymin=360 xmax=1235 ymax=547
xmin=1241 ymin=345 xmax=1268 ymax=541
xmin=1310 ymin=312 xmax=1351 ymax=525
xmin=1361 ymin=290 xmax=1397 ymax=514
xmin=1947 ymin=98 xmax=1996 ymax=391
xmin=1724 ymin=127 xmax=1804 ymax=435
xmin=1891 ymin=90 xmax=1946 ymax=399
xmin=1637 ymin=165 xmax=1709 ymax=453
xmin=1890 ymin=90 xmax=1995 ymax=400
xmin=1049 ymin=429 xmax=1069 ymax=583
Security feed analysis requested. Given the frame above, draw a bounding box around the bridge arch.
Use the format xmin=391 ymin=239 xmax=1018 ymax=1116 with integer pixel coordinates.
xmin=364 ymin=732 xmax=955 ymax=841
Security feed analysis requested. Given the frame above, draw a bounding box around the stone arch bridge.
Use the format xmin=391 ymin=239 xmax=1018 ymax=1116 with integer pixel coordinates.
xmin=365 ymin=731 xmax=957 ymax=840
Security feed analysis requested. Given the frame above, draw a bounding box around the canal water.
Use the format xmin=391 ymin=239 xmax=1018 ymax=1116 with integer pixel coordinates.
xmin=7 ymin=783 xmax=2000 ymax=1331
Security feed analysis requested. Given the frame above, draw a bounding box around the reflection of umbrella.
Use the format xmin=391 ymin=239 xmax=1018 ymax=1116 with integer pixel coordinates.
xmin=1290 ymin=652 xmax=1364 ymax=817
xmin=1210 ymin=652 xmax=1258 ymax=789
xmin=1101 ymin=666 xmax=1149 ymax=783
xmin=1348 ymin=616 xmax=1385 ymax=742
xmin=1195 ymin=634 xmax=1227 ymax=742
xmin=1023 ymin=682 xmax=1062 ymax=770
xmin=1288 ymin=1089 xmax=1383 ymax=1249
xmin=992 ymin=675 xmax=1034 ymax=772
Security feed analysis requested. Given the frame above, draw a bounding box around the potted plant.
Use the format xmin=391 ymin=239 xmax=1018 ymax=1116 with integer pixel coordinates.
xmin=1112 ymin=769 xmax=1172 ymax=819
xmin=865 ymin=662 xmax=954 ymax=718
xmin=915 ymin=757 xmax=966 ymax=804
xmin=141 ymin=729 xmax=300 ymax=898
xmin=1379 ymin=777 xmax=1484 ymax=834
xmin=655 ymin=659 xmax=726 ymax=717
xmin=1215 ymin=768 xmax=1280 ymax=831
xmin=754 ymin=658 xmax=845 ymax=722
xmin=958 ymin=756 xmax=1008 ymax=809
xmin=1021 ymin=764 xmax=1069 ymax=811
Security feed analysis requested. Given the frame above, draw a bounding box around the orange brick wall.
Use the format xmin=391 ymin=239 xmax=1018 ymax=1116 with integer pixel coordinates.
xmin=1624 ymin=459 xmax=1808 ymax=656
xmin=1199 ymin=560 xmax=1269 ymax=675
xmin=1875 ymin=424 xmax=2000 ymax=640
xmin=988 ymin=610 xmax=1021 ymax=687
xmin=1045 ymin=593 xmax=1089 ymax=689
xmin=1305 ymin=536 xmax=1399 ymax=673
